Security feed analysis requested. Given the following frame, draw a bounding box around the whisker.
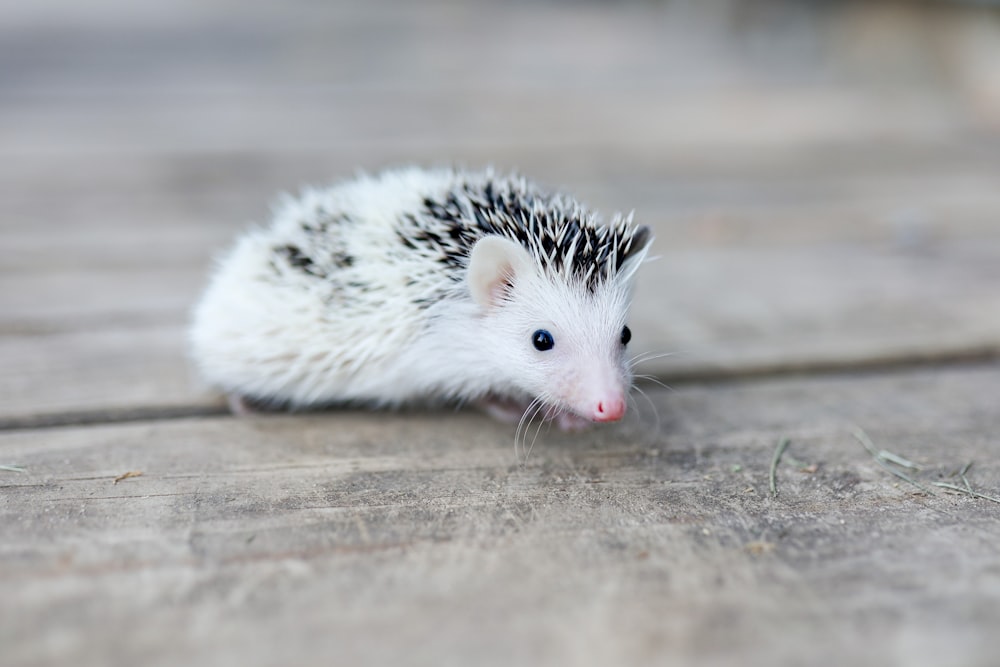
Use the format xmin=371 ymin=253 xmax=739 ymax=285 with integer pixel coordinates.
xmin=633 ymin=374 xmax=675 ymax=393
xmin=631 ymin=384 xmax=661 ymax=433
xmin=524 ymin=405 xmax=552 ymax=464
xmin=525 ymin=399 xmax=547 ymax=463
xmin=628 ymin=350 xmax=679 ymax=368
xmin=630 ymin=350 xmax=671 ymax=360
xmin=626 ymin=392 xmax=641 ymax=427
xmin=517 ymin=403 xmax=541 ymax=467
xmin=514 ymin=397 xmax=543 ymax=463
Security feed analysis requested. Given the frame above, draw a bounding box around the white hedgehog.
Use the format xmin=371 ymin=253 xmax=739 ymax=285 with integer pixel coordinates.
xmin=190 ymin=166 xmax=652 ymax=430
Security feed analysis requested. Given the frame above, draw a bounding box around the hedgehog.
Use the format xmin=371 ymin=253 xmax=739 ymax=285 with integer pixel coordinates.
xmin=189 ymin=166 xmax=652 ymax=431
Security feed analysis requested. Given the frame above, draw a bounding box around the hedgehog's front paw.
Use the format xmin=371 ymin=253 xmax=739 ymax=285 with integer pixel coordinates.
xmin=227 ymin=393 xmax=265 ymax=416
xmin=477 ymin=396 xmax=531 ymax=424
xmin=554 ymin=411 xmax=594 ymax=432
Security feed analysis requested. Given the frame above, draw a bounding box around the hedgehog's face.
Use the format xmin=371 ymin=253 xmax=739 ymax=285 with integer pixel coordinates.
xmin=468 ymin=234 xmax=649 ymax=424
xmin=513 ymin=280 xmax=634 ymax=423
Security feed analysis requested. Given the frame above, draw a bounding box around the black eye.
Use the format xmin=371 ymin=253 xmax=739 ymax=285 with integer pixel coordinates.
xmin=621 ymin=326 xmax=632 ymax=346
xmin=532 ymin=329 xmax=554 ymax=351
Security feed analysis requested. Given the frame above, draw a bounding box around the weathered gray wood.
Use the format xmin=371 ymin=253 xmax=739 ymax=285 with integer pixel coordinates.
xmin=5 ymin=149 xmax=1000 ymax=419
xmin=5 ymin=230 xmax=1000 ymax=419
xmin=3 ymin=3 xmax=1000 ymax=664
xmin=0 ymin=1 xmax=1000 ymax=419
xmin=3 ymin=0 xmax=1000 ymax=418
xmin=2 ymin=365 xmax=999 ymax=667
xmin=0 ymin=324 xmax=225 ymax=421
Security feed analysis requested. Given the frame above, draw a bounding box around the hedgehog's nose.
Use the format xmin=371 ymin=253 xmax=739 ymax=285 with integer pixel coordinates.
xmin=593 ymin=397 xmax=626 ymax=422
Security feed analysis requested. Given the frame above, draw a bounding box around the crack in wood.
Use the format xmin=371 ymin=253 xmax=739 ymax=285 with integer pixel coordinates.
xmin=1 ymin=347 xmax=996 ymax=433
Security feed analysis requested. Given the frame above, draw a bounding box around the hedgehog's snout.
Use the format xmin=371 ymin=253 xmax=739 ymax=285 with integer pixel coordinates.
xmin=592 ymin=396 xmax=627 ymax=422
xmin=567 ymin=376 xmax=627 ymax=423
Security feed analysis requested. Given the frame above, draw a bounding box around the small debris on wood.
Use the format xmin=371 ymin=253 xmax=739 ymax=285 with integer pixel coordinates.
xmin=113 ymin=471 xmax=143 ymax=485
xmin=0 ymin=464 xmax=26 ymax=473
xmin=877 ymin=450 xmax=921 ymax=470
xmin=769 ymin=437 xmax=791 ymax=498
xmin=745 ymin=541 xmax=776 ymax=556
xmin=932 ymin=462 xmax=1000 ymax=504
xmin=782 ymin=453 xmax=807 ymax=468
xmin=852 ymin=431 xmax=1000 ymax=503
xmin=850 ymin=427 xmax=935 ymax=495
xmin=777 ymin=451 xmax=818 ymax=474
xmin=931 ymin=482 xmax=1000 ymax=504
xmin=959 ymin=461 xmax=974 ymax=492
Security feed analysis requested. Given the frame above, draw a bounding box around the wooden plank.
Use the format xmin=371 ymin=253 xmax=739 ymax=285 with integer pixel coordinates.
xmin=2 ymin=364 xmax=999 ymax=666
xmin=5 ymin=6 xmax=1000 ymax=667
xmin=0 ymin=325 xmax=224 ymax=421
xmin=0 ymin=87 xmax=978 ymax=157
xmin=632 ymin=238 xmax=1000 ymax=378
xmin=3 ymin=0 xmax=1000 ymax=420
xmin=4 ymin=191 xmax=1000 ymax=419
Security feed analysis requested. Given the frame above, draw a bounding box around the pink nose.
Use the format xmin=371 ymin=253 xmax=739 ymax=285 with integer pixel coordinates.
xmin=593 ymin=397 xmax=626 ymax=422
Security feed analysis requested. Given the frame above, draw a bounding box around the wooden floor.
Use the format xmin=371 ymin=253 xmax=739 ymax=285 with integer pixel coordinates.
xmin=3 ymin=2 xmax=1000 ymax=665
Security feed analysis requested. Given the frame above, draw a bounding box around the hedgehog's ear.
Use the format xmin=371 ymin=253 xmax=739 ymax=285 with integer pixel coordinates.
xmin=619 ymin=225 xmax=653 ymax=281
xmin=468 ymin=236 xmax=535 ymax=310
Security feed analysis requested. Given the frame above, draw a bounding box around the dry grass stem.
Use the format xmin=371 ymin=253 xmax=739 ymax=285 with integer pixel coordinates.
xmin=960 ymin=461 xmax=974 ymax=492
xmin=113 ymin=471 xmax=143 ymax=484
xmin=877 ymin=450 xmax=921 ymax=470
xmin=850 ymin=427 xmax=935 ymax=496
xmin=932 ymin=482 xmax=1000 ymax=505
xmin=769 ymin=437 xmax=791 ymax=498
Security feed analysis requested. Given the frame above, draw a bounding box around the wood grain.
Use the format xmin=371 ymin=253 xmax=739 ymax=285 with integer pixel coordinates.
xmin=3 ymin=366 xmax=999 ymax=666
xmin=3 ymin=2 xmax=1000 ymax=665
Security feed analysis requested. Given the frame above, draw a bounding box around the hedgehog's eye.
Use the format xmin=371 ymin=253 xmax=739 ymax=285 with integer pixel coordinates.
xmin=621 ymin=325 xmax=632 ymax=346
xmin=532 ymin=329 xmax=554 ymax=351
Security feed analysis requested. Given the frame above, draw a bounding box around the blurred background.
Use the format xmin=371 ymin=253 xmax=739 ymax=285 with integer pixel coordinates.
xmin=3 ymin=0 xmax=1000 ymax=416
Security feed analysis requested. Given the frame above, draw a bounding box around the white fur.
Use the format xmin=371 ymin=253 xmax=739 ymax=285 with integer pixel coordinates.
xmin=189 ymin=166 xmax=652 ymax=421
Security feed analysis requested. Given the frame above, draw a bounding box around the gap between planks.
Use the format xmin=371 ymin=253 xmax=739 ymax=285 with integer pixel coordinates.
xmin=1 ymin=344 xmax=997 ymax=433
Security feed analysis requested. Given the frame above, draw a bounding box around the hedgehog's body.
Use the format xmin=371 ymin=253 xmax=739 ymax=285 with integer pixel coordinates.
xmin=190 ymin=167 xmax=651 ymax=426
